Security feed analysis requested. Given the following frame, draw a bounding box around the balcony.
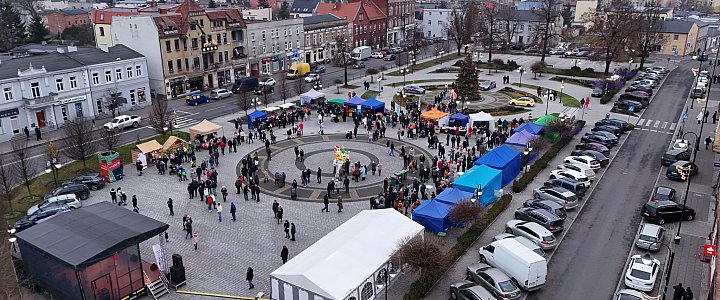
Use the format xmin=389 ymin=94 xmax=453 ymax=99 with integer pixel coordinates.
xmin=23 ymin=93 xmax=58 ymax=109
xmin=232 ymin=40 xmax=244 ymax=48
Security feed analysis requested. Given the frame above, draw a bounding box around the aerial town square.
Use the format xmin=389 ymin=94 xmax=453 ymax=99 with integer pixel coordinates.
xmin=1 ymin=0 xmax=720 ymax=299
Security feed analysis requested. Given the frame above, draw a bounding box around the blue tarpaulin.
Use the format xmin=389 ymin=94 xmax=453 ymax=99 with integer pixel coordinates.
xmin=345 ymin=96 xmax=364 ymax=107
xmin=474 ymin=144 xmax=522 ymax=187
xmin=435 ymin=188 xmax=474 ymax=206
xmin=452 ymin=165 xmax=502 ymax=206
xmin=411 ymin=200 xmax=454 ymax=233
xmin=360 ymin=97 xmax=385 ymax=113
xmin=247 ymin=110 xmax=268 ymax=129
xmin=449 ymin=113 xmax=469 ymax=127
xmin=505 ymin=130 xmax=538 ymax=147
xmin=513 ymin=122 xmax=544 ymax=135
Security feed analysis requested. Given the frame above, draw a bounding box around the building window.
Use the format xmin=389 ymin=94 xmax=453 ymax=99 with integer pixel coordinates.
xmin=193 ymin=57 xmax=200 ymax=69
xmin=673 ymin=34 xmax=679 ymax=41
xmin=136 ymin=65 xmax=142 ymax=76
xmin=177 ymin=59 xmax=183 ymax=71
xmin=130 ymin=89 xmax=136 ymax=105
xmin=222 ymin=33 xmax=227 ymax=44
xmin=97 ymin=98 xmax=103 ymax=113
xmin=137 ymin=88 xmax=146 ymax=102
xmin=3 ymin=87 xmax=12 ymax=101
xmin=56 ymin=78 xmax=64 ymax=92
xmin=99 ymin=27 xmax=105 ymax=36
xmin=69 ymin=76 xmax=77 ymax=89
xmin=105 ymin=70 xmax=112 ymax=82
xmin=92 ymin=72 xmax=99 ymax=84
xmin=115 ymin=69 xmax=122 ymax=80
xmin=167 ymin=61 xmax=174 ymax=73
xmin=251 ymin=33 xmax=255 ymax=41
xmin=165 ymin=40 xmax=172 ymax=52
xmin=192 ymin=38 xmax=198 ymax=49
xmin=61 ymin=105 xmax=68 ymax=121
xmin=174 ymin=39 xmax=180 ymax=51
xmin=31 ymin=82 xmax=40 ymax=98
xmin=360 ymin=14 xmax=364 ymax=21
xmin=10 ymin=116 xmax=19 ymax=134
xmin=126 ymin=67 xmax=133 ymax=78
xmin=262 ymin=31 xmax=266 ymax=39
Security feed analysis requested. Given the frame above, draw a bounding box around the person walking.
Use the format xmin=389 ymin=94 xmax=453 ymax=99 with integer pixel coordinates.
xmin=713 ymin=111 xmax=717 ymax=124
xmin=317 ymin=167 xmax=322 ymax=184
xmin=167 ymin=198 xmax=174 ymax=216
xmin=281 ymin=245 xmax=289 ymax=264
xmin=284 ymin=220 xmax=290 ymax=238
xmin=344 ymin=176 xmax=350 ymax=194
xmin=23 ymin=126 xmax=30 ymax=141
xmin=698 ymin=111 xmax=703 ymax=124
xmin=221 ymin=186 xmax=228 ymax=202
xmin=34 ymin=126 xmax=42 ymax=141
xmin=110 ymin=188 xmax=117 ymax=204
xmin=277 ymin=205 xmax=284 ymax=224
xmin=377 ymin=162 xmax=383 ymax=176
xmin=683 ymin=287 xmax=693 ymax=300
xmin=321 ymin=194 xmax=329 ymax=212
xmin=706 ymin=136 xmax=713 ymax=150
xmin=272 ymin=200 xmax=280 ymax=219
xmin=246 ymin=267 xmax=255 ymax=289
xmin=217 ymin=203 xmax=223 ymax=222
xmin=673 ymin=283 xmax=684 ymax=300
xmin=136 ymin=160 xmax=143 ymax=176
xmin=132 ymin=195 xmax=138 ymax=211
xmin=206 ymin=194 xmax=214 ymax=212
xmin=192 ymin=232 xmax=199 ymax=250
xmin=230 ymin=202 xmax=237 ymax=221
xmin=290 ymin=223 xmax=296 ymax=241
xmin=337 ymin=195 xmax=343 ymax=212
xmin=184 ymin=217 xmax=193 ymax=239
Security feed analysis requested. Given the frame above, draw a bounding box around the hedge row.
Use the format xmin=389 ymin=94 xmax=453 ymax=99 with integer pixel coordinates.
xmin=512 ymin=136 xmax=573 ymax=193
xmin=403 ymin=194 xmax=513 ymax=300
xmin=600 ymin=87 xmax=622 ymax=104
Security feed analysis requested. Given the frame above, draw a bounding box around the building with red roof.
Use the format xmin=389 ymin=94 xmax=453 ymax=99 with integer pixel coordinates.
xmin=315 ymin=0 xmax=386 ymax=48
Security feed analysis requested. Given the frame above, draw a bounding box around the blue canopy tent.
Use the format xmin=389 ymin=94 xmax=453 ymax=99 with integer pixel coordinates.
xmin=411 ymin=200 xmax=454 ymax=233
xmin=345 ymin=96 xmax=364 ymax=107
xmin=474 ymin=144 xmax=522 ymax=187
xmin=452 ymin=165 xmax=502 ymax=206
xmin=435 ymin=188 xmax=474 ymax=206
xmin=247 ymin=110 xmax=268 ymax=129
xmin=505 ymin=130 xmax=538 ymax=147
xmin=512 ymin=122 xmax=544 ymax=135
xmin=360 ymin=97 xmax=386 ymax=113
xmin=449 ymin=113 xmax=470 ymax=127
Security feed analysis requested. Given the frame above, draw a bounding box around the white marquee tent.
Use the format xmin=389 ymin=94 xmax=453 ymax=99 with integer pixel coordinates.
xmin=270 ymin=209 xmax=424 ymax=300
xmin=469 ymin=111 xmax=496 ymax=133
xmin=300 ymin=89 xmax=325 ymax=105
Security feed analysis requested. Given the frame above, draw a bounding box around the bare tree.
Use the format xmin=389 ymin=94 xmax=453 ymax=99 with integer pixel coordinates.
xmin=498 ymin=7 xmax=519 ymax=50
xmin=237 ymin=89 xmax=250 ymax=114
xmin=62 ymin=117 xmax=98 ymax=170
xmin=545 ymin=118 xmax=577 ymax=136
xmin=447 ymin=1 xmax=479 ymax=55
xmin=478 ymin=1 xmax=502 ymax=63
xmin=0 ymin=237 xmax=21 ymax=299
xmin=528 ymin=135 xmax=551 ymax=151
xmin=149 ymin=96 xmax=171 ymax=135
xmin=102 ymin=86 xmax=125 ymax=118
xmin=392 ymin=233 xmax=448 ymax=277
xmin=449 ymin=200 xmax=483 ymax=227
xmin=333 ymin=33 xmax=352 ymax=85
xmin=582 ymin=0 xmax=642 ymax=74
xmin=638 ymin=2 xmax=663 ymax=69
xmin=365 ymin=68 xmax=379 ymax=83
xmin=100 ymin=128 xmax=119 ymax=151
xmin=0 ymin=156 xmax=16 ymax=214
xmin=532 ymin=0 xmax=562 ymax=62
xmin=531 ymin=60 xmax=547 ymax=78
xmin=294 ymin=76 xmax=305 ymax=95
xmin=12 ymin=139 xmax=34 ymax=198
xmin=334 ymin=78 xmax=343 ymax=94
xmin=278 ymin=71 xmax=289 ymax=102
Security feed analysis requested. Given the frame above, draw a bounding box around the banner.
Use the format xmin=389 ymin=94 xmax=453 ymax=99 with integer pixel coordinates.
xmin=152 ymin=244 xmax=166 ymax=272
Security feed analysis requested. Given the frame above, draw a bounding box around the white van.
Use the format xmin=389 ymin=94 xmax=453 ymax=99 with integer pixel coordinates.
xmin=478 ymin=239 xmax=547 ymax=291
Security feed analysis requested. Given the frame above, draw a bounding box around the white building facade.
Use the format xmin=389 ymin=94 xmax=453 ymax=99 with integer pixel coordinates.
xmin=422 ymin=8 xmax=451 ymax=39
xmin=246 ymin=18 xmax=305 ymax=77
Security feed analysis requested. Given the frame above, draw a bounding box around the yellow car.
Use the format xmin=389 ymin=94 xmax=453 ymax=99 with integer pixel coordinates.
xmin=509 ymin=96 xmax=536 ymax=107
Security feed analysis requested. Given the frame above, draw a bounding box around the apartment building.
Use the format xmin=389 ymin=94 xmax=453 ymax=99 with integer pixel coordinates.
xmin=245 ymin=18 xmax=305 ymax=76
xmin=302 ymin=15 xmax=349 ymax=64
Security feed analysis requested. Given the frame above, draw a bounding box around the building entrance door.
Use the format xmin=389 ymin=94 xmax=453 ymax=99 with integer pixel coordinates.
xmin=207 ymin=74 xmax=214 ymax=89
xmin=35 ymin=110 xmax=46 ymax=128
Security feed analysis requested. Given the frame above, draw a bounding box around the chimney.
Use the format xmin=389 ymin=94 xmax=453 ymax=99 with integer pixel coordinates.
xmin=159 ymin=8 xmax=168 ymax=14
xmin=100 ymin=45 xmax=109 ymax=52
xmin=57 ymin=47 xmax=65 ymax=53
xmin=67 ymin=45 xmax=77 ymax=52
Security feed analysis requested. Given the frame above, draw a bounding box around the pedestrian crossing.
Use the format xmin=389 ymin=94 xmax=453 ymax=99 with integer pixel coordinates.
xmin=172 ymin=110 xmax=200 ymax=129
xmin=635 ymin=118 xmax=677 ymax=135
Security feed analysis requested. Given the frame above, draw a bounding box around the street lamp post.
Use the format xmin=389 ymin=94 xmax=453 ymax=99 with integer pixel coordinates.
xmin=517 ymin=67 xmax=526 ymax=88
xmin=628 ymin=59 xmax=634 ymax=70
xmin=471 ymin=185 xmax=483 ymax=203
xmin=439 ymin=50 xmax=445 ymax=64
xmin=675 ymin=131 xmax=700 ymax=244
xmin=45 ymin=158 xmax=62 ymax=188
xmin=642 ymin=242 xmax=675 ymax=300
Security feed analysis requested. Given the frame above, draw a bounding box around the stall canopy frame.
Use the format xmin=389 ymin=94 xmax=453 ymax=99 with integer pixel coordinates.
xmin=412 ymin=200 xmax=454 ymax=233
xmin=188 ymin=119 xmax=222 ymax=141
xmin=474 ymin=144 xmax=522 ymax=187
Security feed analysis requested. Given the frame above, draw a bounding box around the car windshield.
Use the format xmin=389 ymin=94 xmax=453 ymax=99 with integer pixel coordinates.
xmin=630 ymin=269 xmax=651 ymax=280
xmin=498 ymin=280 xmax=517 ymax=292
xmin=639 ymin=234 xmax=656 ymax=242
xmin=617 ymin=294 xmax=642 ymax=300
xmin=542 ymin=235 xmax=555 ymax=242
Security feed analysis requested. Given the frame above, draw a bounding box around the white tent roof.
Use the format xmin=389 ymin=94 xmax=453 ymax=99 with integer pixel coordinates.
xmin=469 ymin=111 xmax=496 ymax=132
xmin=278 ymin=103 xmax=295 ymax=109
xmin=300 ymin=89 xmax=325 ymax=105
xmin=263 ymin=106 xmax=281 ymax=112
xmin=270 ymin=209 xmax=423 ymax=299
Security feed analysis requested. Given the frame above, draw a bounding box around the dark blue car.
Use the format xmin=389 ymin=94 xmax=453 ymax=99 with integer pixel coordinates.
xmin=186 ymin=93 xmax=209 ymax=106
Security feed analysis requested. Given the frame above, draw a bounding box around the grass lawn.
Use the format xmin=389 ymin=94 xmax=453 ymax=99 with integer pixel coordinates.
xmin=386 ymin=53 xmax=463 ymax=76
xmin=511 ymin=83 xmax=581 ymax=108
xmin=393 ymin=94 xmax=419 ymax=107
xmin=3 ymin=131 xmax=190 ymax=222
xmin=361 ymin=90 xmax=380 ymax=99
xmin=385 ymin=79 xmax=455 ymax=87
xmin=549 ymin=76 xmax=595 ymax=88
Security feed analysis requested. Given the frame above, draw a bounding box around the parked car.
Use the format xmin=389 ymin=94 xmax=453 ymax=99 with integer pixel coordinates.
xmin=508 ymin=97 xmax=536 ymax=107
xmin=571 ymin=150 xmax=609 ymax=166
xmin=641 ymin=200 xmax=695 ymax=224
xmin=449 ymin=281 xmax=496 ymax=300
xmin=671 ymin=139 xmax=690 ymax=151
xmin=514 ymin=207 xmax=564 ymax=233
xmin=63 ymin=173 xmax=105 ymax=191
xmin=45 ymin=183 xmax=90 ymax=200
xmin=635 ymin=223 xmax=665 ymax=251
xmin=352 ymin=61 xmax=366 ymax=69
xmin=592 ymin=125 xmax=623 ymax=137
xmin=524 ymin=46 xmax=540 ymax=53
xmin=564 ymin=155 xmax=601 ymax=170
xmin=548 ymin=170 xmax=590 ymax=187
xmin=260 ymin=77 xmax=276 ymax=86
xmin=591 ymin=88 xmax=605 ymax=97
xmin=614 ymin=289 xmax=655 ymax=300
xmin=186 ymin=93 xmax=210 ymax=106
xmin=588 ymin=130 xmax=620 ymax=143
xmin=371 ymin=51 xmax=384 ymax=58
xmin=575 ymin=142 xmax=610 ymax=156
xmin=661 ymin=149 xmax=690 ymax=166
xmin=312 ymin=65 xmax=326 ymax=74
xmin=557 ymin=162 xmax=596 ymax=179
xmin=595 ymin=119 xmax=631 ymax=131
xmin=523 ymin=199 xmax=567 ymax=220
xmin=533 ymin=186 xmax=580 ymax=209
xmin=543 ymin=178 xmax=588 ymax=199
xmin=625 ymin=85 xmax=653 ymax=96
xmin=479 ymin=81 xmax=496 ymax=91
xmin=14 ymin=204 xmax=72 ymax=231
xmin=505 ymin=220 xmax=557 ymax=250
xmin=549 ymin=47 xmax=565 ymax=55
xmin=103 ymin=115 xmax=141 ymax=132
xmin=465 ymin=263 xmax=522 ymax=299
xmin=304 ymin=73 xmax=320 ymax=83
xmin=253 ymin=85 xmax=274 ymax=95
xmin=27 ymin=194 xmax=81 ymax=215
xmin=477 ymin=239 xmax=548 ymax=291
xmin=403 ymin=85 xmax=426 ymax=94
xmin=581 ymin=133 xmax=617 ymax=148
xmin=493 ymin=233 xmax=546 ymax=257
xmin=210 ymin=88 xmax=232 ymax=100
xmin=383 ymin=54 xmax=397 ymax=61
xmin=614 ymin=99 xmax=644 ymax=112
xmin=666 ymin=160 xmax=698 ymax=181
xmin=624 ymin=254 xmax=660 ymax=292
xmin=619 ymin=93 xmax=649 ymax=108
xmin=651 ymin=186 xmax=676 ymax=202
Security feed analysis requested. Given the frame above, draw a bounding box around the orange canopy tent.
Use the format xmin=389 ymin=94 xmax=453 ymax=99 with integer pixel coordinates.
xmin=421 ymin=109 xmax=449 ymax=123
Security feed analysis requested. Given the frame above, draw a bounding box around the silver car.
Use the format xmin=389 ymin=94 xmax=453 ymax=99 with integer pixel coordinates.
xmin=493 ymin=233 xmax=546 ymax=257
xmin=532 ymin=186 xmax=579 ymax=210
xmin=466 ymin=263 xmax=521 ymax=300
xmin=635 ymin=223 xmax=665 ymax=251
xmin=27 ymin=194 xmax=81 ymax=215
xmin=450 ymin=281 xmax=496 ymax=300
xmin=505 ymin=220 xmax=557 ymax=250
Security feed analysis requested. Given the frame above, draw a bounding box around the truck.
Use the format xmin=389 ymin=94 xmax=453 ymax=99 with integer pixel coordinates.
xmin=351 ymin=46 xmax=372 ymax=61
xmin=286 ymin=63 xmax=310 ymax=79
xmin=478 ymin=239 xmax=547 ymax=291
xmin=232 ymin=76 xmax=260 ymax=93
xmin=103 ymin=115 xmax=141 ymax=132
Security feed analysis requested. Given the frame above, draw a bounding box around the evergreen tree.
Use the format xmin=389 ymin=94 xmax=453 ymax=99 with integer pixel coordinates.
xmin=455 ymin=53 xmax=481 ymax=103
xmin=27 ymin=13 xmax=49 ymax=43
xmin=0 ymin=1 xmax=26 ymax=52
xmin=208 ymin=0 xmax=217 ymax=8
xmin=279 ymin=1 xmax=290 ymax=19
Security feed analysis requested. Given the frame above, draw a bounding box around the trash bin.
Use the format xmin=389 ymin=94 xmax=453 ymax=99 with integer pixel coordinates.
xmin=390 ymin=170 xmax=408 ymax=186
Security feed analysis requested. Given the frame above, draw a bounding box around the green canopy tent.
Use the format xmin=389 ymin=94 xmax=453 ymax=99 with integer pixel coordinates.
xmin=328 ymin=98 xmax=347 ymax=105
xmin=534 ymin=114 xmax=561 ymax=142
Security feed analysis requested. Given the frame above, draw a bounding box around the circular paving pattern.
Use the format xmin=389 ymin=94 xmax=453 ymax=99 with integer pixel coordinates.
xmin=419 ymin=88 xmax=510 ymax=111
xmin=238 ymin=134 xmax=434 ymax=202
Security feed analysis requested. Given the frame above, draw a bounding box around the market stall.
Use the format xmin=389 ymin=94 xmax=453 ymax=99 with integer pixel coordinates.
xmin=434 ymin=187 xmax=474 ymax=206
xmin=345 ymin=96 xmax=365 ymax=117
xmin=533 ymin=115 xmax=561 ymax=142
xmin=262 ymin=106 xmax=281 ymax=113
xmin=505 ymin=130 xmax=538 ymax=148
xmin=278 ymin=103 xmax=295 ymax=110
xmin=328 ymin=98 xmax=346 ymax=106
xmin=162 ymin=136 xmax=189 ymax=152
xmin=452 ymin=164 xmax=502 ymax=206
xmin=300 ymin=89 xmax=325 ymax=106
xmin=449 ymin=113 xmax=470 ymax=127
xmin=469 ymin=111 xmax=496 ymax=133
xmin=421 ymin=109 xmax=449 ymax=125
xmin=270 ymin=209 xmax=423 ymax=300
xmin=360 ymin=97 xmax=386 ymax=114
xmin=247 ymin=110 xmax=268 ymax=129
xmin=412 ymin=200 xmax=454 ymax=233
xmin=188 ymin=119 xmax=222 ymax=141
xmin=132 ymin=140 xmax=163 ymax=165
xmin=474 ymin=144 xmax=522 ymax=187
xmin=513 ymin=122 xmax=544 ymax=135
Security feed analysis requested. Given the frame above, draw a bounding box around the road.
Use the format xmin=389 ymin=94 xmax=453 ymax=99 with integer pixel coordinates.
xmin=529 ymin=63 xmax=694 ymax=299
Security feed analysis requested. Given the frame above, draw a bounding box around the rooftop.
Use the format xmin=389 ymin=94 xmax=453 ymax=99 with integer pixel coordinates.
xmin=291 ymin=0 xmax=321 ymax=13
xmin=303 ymin=14 xmax=344 ymax=25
